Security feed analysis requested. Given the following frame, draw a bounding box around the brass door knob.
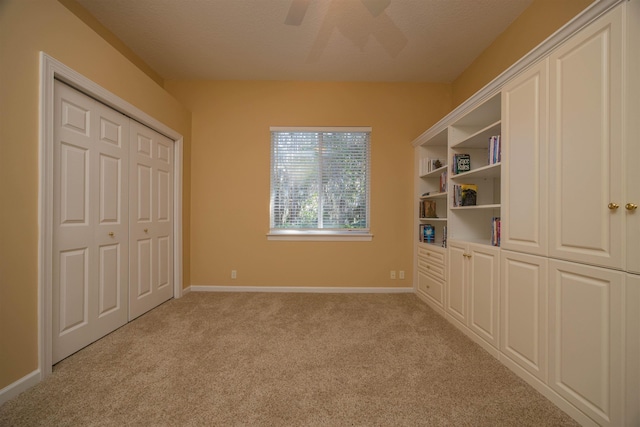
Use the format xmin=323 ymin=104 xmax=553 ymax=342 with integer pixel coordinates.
xmin=608 ymin=203 xmax=620 ymax=210
xmin=108 ymin=232 xmax=114 ymax=237
xmin=626 ymin=203 xmax=638 ymax=211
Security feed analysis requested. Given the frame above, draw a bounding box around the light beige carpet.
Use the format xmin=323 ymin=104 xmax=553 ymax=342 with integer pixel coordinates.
xmin=0 ymin=292 xmax=579 ymax=426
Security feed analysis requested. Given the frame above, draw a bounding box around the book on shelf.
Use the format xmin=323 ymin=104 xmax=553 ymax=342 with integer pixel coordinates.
xmin=419 ymin=199 xmax=437 ymax=218
xmin=491 ymin=217 xmax=501 ymax=246
xmin=439 ymin=170 xmax=447 ymax=193
xmin=452 ymin=153 xmax=471 ymax=174
xmin=453 ymin=184 xmax=478 ymax=207
xmin=420 ymin=157 xmax=443 ymax=175
xmin=419 ymin=224 xmax=435 ymax=243
xmin=488 ymin=135 xmax=501 ymax=165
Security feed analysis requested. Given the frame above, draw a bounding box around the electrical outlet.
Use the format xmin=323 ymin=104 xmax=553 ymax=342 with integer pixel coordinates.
xmin=231 ymin=270 xmax=237 ymax=279
xmin=390 ymin=270 xmax=396 ymax=279
xmin=399 ymin=270 xmax=405 ymax=279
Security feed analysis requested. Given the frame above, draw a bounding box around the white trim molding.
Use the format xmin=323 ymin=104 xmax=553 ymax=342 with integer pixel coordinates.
xmin=38 ymin=52 xmax=184 ymax=380
xmin=189 ymin=285 xmax=414 ymax=294
xmin=0 ymin=370 xmax=41 ymax=406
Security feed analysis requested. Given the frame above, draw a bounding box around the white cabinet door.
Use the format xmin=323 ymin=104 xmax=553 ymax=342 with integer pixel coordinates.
xmin=625 ymin=0 xmax=640 ymax=275
xmin=129 ymin=121 xmax=174 ymax=320
xmin=446 ymin=240 xmax=467 ymax=326
xmin=548 ymin=259 xmax=624 ymax=427
xmin=447 ymin=241 xmax=500 ymax=349
xmin=467 ymin=243 xmax=500 ymax=349
xmin=53 ymin=81 xmax=129 ymax=363
xmin=548 ymin=6 xmax=624 ymax=269
xmin=501 ymin=58 xmax=548 ymax=256
xmin=500 ymin=250 xmax=547 ymax=382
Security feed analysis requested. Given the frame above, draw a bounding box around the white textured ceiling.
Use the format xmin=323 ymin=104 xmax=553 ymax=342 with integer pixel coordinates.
xmin=76 ymin=0 xmax=533 ymax=82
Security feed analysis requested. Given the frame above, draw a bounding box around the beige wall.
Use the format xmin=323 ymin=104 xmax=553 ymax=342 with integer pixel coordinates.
xmin=452 ymin=0 xmax=593 ymax=107
xmin=165 ymin=80 xmax=451 ymax=288
xmin=0 ymin=0 xmax=191 ymax=389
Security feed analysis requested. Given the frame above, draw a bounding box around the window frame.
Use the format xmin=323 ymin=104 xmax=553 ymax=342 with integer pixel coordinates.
xmin=268 ymin=126 xmax=373 ymax=241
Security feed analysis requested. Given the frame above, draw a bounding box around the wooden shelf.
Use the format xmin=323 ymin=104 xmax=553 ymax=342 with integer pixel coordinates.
xmin=450 ymin=204 xmax=501 ymax=211
xmin=451 ymin=162 xmax=501 ymax=179
xmin=419 ymin=164 xmax=448 ymax=179
xmin=451 ymin=121 xmax=501 ymax=149
xmin=420 ymin=192 xmax=447 ymax=200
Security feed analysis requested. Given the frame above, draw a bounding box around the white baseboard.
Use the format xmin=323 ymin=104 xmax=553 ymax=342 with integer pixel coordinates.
xmin=0 ymin=369 xmax=41 ymax=406
xmin=187 ymin=285 xmax=414 ymax=294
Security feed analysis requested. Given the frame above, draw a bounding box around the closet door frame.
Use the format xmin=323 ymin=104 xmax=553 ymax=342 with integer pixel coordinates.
xmin=39 ymin=53 xmax=184 ymax=378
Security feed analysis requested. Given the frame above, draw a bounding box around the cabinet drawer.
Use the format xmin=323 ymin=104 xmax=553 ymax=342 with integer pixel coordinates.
xmin=418 ymin=258 xmax=445 ymax=280
xmin=418 ymin=270 xmax=444 ymax=307
xmin=418 ymin=246 xmax=445 ymax=265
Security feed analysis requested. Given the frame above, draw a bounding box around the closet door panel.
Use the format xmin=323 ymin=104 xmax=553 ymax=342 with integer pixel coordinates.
xmin=548 ymin=7 xmax=623 ymax=269
xmin=129 ymin=121 xmax=173 ymax=320
xmin=501 ymin=251 xmax=548 ymax=382
xmin=53 ymin=81 xmax=129 ymax=363
xmin=501 ymin=59 xmax=548 ymax=256
xmin=548 ymin=259 xmax=624 ymax=426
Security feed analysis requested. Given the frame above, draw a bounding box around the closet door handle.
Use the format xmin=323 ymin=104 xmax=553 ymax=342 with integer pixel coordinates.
xmin=626 ymin=203 xmax=638 ymax=211
xmin=608 ymin=203 xmax=619 ymax=210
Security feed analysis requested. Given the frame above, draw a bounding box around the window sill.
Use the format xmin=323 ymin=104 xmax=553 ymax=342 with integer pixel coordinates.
xmin=267 ymin=230 xmax=373 ymax=241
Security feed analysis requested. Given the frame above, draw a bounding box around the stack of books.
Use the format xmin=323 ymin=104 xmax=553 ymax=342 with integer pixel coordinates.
xmin=419 ymin=200 xmax=437 ymax=218
xmin=452 ymin=184 xmax=477 ymax=207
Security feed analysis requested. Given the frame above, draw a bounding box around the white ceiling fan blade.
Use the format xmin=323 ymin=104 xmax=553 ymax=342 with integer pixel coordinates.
xmin=284 ymin=0 xmax=311 ymax=26
xmin=361 ymin=0 xmax=391 ymax=17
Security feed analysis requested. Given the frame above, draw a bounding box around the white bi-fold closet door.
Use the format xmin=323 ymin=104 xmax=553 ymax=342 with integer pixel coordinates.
xmin=53 ymin=80 xmax=173 ymax=363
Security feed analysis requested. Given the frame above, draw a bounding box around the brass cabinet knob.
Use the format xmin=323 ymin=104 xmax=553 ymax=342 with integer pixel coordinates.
xmin=626 ymin=203 xmax=638 ymax=211
xmin=608 ymin=203 xmax=620 ymax=210
xmin=108 ymin=232 xmax=114 ymax=237
xmin=144 ymin=228 xmax=149 ymax=233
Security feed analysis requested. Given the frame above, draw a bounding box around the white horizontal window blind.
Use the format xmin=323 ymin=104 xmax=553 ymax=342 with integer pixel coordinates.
xmin=270 ymin=128 xmax=370 ymax=233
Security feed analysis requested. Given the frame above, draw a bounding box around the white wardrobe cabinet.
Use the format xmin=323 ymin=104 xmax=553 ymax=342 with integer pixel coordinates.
xmin=414 ymin=1 xmax=638 ymax=425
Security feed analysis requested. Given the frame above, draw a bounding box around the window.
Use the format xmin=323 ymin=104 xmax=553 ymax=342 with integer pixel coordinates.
xmin=269 ymin=127 xmax=371 ymax=241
